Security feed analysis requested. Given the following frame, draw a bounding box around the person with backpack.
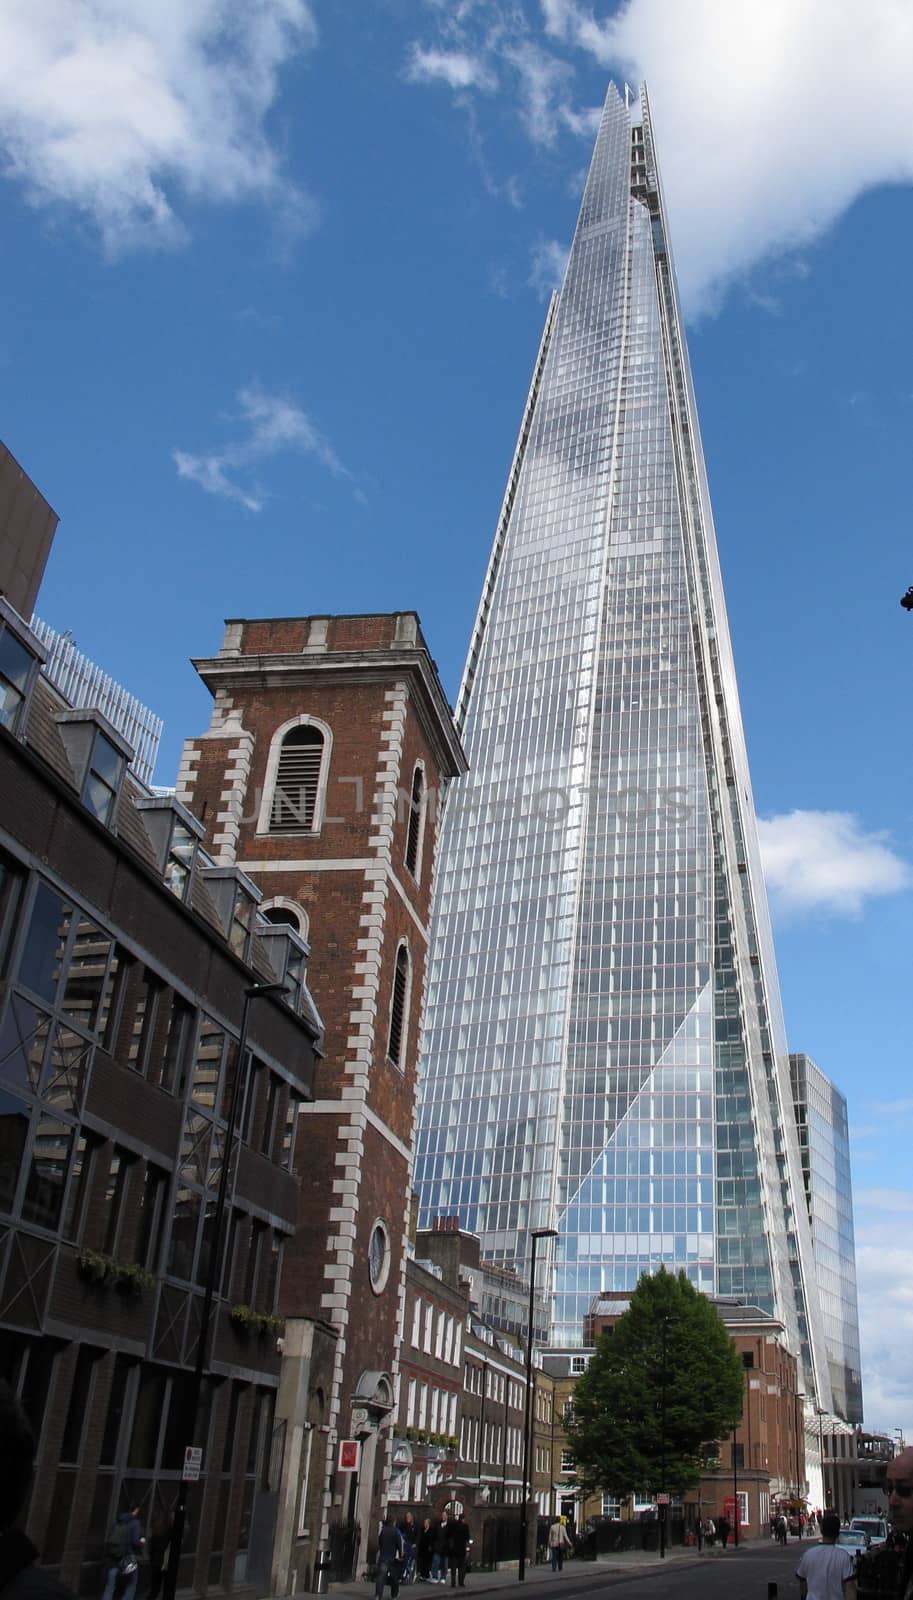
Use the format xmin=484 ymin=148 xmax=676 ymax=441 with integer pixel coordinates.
xmin=102 ymin=1510 xmax=144 ymax=1600
xmin=373 ymin=1517 xmax=404 ymax=1600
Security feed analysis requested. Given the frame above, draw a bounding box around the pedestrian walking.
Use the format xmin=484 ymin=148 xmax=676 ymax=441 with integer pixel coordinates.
xmin=102 ymin=1509 xmax=144 ymax=1600
xmin=547 ymin=1519 xmax=572 ymax=1572
xmin=416 ymin=1520 xmax=433 ymax=1582
xmin=777 ymin=1515 xmax=789 ymax=1547
xmin=716 ymin=1514 xmax=730 ymax=1549
xmin=144 ymin=1512 xmax=173 ymax=1600
xmin=431 ymin=1515 xmax=450 ymax=1585
xmin=374 ymin=1517 xmax=404 ymax=1600
xmin=796 ymin=1511 xmax=856 ymax=1600
xmin=447 ymin=1516 xmax=470 ymax=1588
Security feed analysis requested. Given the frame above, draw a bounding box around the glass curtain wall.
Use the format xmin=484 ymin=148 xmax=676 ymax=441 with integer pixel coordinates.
xmin=416 ymin=82 xmax=829 ymax=1405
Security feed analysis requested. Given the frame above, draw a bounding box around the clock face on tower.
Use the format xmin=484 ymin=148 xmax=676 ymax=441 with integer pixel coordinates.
xmin=369 ymin=1220 xmax=390 ymax=1293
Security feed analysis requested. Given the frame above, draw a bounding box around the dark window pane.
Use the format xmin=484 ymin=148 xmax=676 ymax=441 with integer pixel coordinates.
xmin=90 ymin=734 xmax=123 ymax=788
xmin=192 ymin=1019 xmax=224 ymax=1114
xmin=103 ymin=1148 xmax=133 ymax=1255
xmin=127 ymin=970 xmax=160 ymax=1077
xmin=19 ymin=1338 xmax=57 ymax=1440
xmin=168 ymin=1185 xmax=200 ymax=1282
xmin=62 ymin=1133 xmax=97 ymax=1243
xmin=244 ymin=1222 xmax=264 ymax=1305
xmin=0 ymin=627 xmax=33 ymax=694
xmin=262 ymin=1233 xmax=284 ymax=1314
xmin=84 ymin=773 xmax=116 ymax=824
xmin=43 ymin=1470 xmax=76 ymax=1564
xmin=61 ymin=1346 xmax=101 ymax=1462
xmin=100 ymin=1356 xmax=133 ymax=1466
xmin=160 ymin=997 xmax=192 ymax=1096
xmin=135 ymin=1163 xmax=167 ymax=1271
xmin=260 ymin=1075 xmax=279 ymax=1159
xmin=219 ymin=1039 xmax=239 ymax=1122
xmin=0 ymin=996 xmax=49 ymax=1096
xmin=223 ymin=1384 xmax=244 ymax=1472
xmin=280 ymin=1097 xmax=298 ymax=1170
xmin=18 ymin=883 xmax=71 ymax=1003
xmin=22 ymin=1116 xmax=74 ymax=1231
xmin=41 ymin=1022 xmax=90 ymax=1115
xmin=128 ymin=1367 xmax=167 ymax=1468
xmin=62 ymin=918 xmax=112 ymax=1034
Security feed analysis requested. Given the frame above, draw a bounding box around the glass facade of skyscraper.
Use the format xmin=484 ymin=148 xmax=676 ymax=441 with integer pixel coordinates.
xmin=415 ymin=84 xmax=831 ymax=1401
xmin=789 ymin=1053 xmax=863 ymax=1421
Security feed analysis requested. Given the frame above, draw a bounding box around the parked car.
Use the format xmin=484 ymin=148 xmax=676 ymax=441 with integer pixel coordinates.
xmin=836 ymin=1528 xmax=871 ymax=1563
xmin=850 ymin=1518 xmax=888 ymax=1547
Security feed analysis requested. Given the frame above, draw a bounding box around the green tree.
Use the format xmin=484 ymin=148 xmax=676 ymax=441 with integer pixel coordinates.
xmin=566 ymin=1268 xmax=744 ymax=1499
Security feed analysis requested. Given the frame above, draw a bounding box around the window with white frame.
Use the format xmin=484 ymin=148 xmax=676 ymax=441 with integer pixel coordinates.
xmin=387 ymin=942 xmax=411 ymax=1068
xmin=560 ymin=1449 xmax=576 ymax=1472
xmin=423 ymin=1302 xmax=433 ymax=1353
xmin=412 ymin=1298 xmax=422 ymax=1347
xmin=418 ymin=1382 xmax=428 ymax=1428
xmin=435 ymin=1310 xmax=445 ymax=1358
xmin=407 ymin=1378 xmax=416 ymax=1426
xmin=736 ymin=1491 xmax=748 ymax=1527
xmin=259 ymin=716 xmax=331 ymax=835
xmin=601 ymin=1495 xmax=621 ymax=1519
xmin=570 ymin=1356 xmax=589 ymax=1374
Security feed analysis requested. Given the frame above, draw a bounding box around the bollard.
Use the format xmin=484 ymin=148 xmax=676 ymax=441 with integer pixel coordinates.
xmin=768 ymin=1583 xmax=778 ymax=1598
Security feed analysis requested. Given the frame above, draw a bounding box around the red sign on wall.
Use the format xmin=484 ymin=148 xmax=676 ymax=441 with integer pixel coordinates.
xmin=339 ymin=1440 xmax=361 ymax=1473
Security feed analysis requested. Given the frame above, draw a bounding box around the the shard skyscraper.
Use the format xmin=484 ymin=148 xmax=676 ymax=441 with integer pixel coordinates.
xmin=415 ymin=83 xmax=830 ymax=1401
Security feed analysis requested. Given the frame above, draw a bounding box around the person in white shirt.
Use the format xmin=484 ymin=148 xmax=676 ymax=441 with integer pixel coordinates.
xmin=796 ymin=1512 xmax=857 ymax=1600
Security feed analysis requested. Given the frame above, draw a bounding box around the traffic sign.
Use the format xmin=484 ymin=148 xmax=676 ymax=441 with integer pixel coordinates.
xmin=656 ymin=1494 xmax=671 ymax=1505
xmin=183 ymin=1446 xmax=202 ymax=1482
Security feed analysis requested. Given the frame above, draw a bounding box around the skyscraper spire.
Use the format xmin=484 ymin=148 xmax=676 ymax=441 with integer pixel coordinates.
xmin=416 ymin=83 xmax=831 ymax=1405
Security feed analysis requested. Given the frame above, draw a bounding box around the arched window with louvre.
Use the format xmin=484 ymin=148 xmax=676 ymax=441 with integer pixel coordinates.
xmin=257 ymin=715 xmax=332 ymax=836
xmin=387 ymin=942 xmax=411 ymax=1069
xmin=404 ymin=763 xmax=426 ymax=880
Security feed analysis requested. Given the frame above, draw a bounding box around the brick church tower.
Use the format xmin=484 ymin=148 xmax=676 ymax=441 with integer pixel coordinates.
xmin=175 ymin=613 xmax=465 ymax=1580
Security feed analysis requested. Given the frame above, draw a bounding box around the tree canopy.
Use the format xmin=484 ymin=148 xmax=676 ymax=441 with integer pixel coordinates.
xmin=566 ymin=1268 xmax=744 ymax=1498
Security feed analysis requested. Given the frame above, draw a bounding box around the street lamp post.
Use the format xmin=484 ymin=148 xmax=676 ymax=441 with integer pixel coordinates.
xmin=732 ymin=1426 xmax=739 ymax=1548
xmin=518 ymin=1227 xmax=558 ymax=1582
xmin=162 ymin=981 xmax=289 ymax=1600
xmin=794 ymin=1392 xmax=806 ymax=1506
xmin=816 ymin=1408 xmax=827 ymax=1512
xmin=659 ymin=1316 xmax=670 ymax=1560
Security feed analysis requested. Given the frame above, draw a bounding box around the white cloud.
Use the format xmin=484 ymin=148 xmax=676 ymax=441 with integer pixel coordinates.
xmin=174 ymin=383 xmax=348 ymax=514
xmin=407 ymin=0 xmax=913 ymax=314
xmin=0 ymin=0 xmax=318 ymax=251
xmin=756 ymin=809 xmax=912 ymax=916
xmin=538 ymin=0 xmax=913 ymax=314
xmin=528 ymin=236 xmax=569 ymax=298
xmin=854 ymin=1208 xmax=913 ymax=1440
xmin=405 ymin=45 xmax=496 ymax=93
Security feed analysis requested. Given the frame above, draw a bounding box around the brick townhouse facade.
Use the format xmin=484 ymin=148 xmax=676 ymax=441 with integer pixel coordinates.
xmin=174 ymin=612 xmax=466 ymax=1583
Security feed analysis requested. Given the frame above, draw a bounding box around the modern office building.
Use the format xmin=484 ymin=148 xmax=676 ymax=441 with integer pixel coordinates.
xmin=789 ymin=1053 xmax=863 ymax=1422
xmin=31 ymin=617 xmax=163 ymax=785
xmin=414 ymin=82 xmax=830 ymax=1405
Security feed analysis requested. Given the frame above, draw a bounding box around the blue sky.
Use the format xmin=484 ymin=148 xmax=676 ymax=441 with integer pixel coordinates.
xmin=1 ymin=0 xmax=912 ymax=1437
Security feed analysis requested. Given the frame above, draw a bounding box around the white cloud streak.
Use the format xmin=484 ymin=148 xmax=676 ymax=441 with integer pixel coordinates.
xmin=0 ymin=0 xmax=318 ymax=251
xmin=174 ymin=384 xmax=348 ymax=514
xmin=405 ymin=45 xmax=496 ymax=93
xmin=756 ymin=809 xmax=912 ymax=916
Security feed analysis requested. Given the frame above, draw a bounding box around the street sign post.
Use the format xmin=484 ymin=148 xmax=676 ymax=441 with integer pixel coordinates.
xmin=182 ymin=1447 xmax=202 ymax=1483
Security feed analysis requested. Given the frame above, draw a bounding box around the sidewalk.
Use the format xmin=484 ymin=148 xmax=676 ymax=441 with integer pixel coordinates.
xmin=325 ymin=1547 xmax=709 ymax=1600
